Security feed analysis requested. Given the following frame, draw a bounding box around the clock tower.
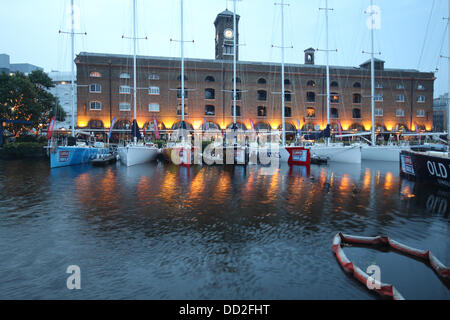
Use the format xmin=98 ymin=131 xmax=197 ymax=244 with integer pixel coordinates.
xmin=214 ymin=9 xmax=240 ymax=60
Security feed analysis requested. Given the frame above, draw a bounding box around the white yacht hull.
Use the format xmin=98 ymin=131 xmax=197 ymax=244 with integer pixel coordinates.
xmin=118 ymin=145 xmax=159 ymax=167
xmin=309 ymin=145 xmax=361 ymax=164
xmin=361 ymin=145 xmax=409 ymax=162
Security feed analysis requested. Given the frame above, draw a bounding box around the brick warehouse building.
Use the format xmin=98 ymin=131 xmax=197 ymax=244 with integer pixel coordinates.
xmin=75 ymin=9 xmax=435 ymax=136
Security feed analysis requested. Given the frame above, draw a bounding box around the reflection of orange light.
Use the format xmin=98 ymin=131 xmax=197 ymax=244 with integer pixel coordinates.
xmin=339 ymin=174 xmax=351 ymax=192
xmin=363 ymin=168 xmax=371 ymax=190
xmin=384 ymin=172 xmax=393 ymax=191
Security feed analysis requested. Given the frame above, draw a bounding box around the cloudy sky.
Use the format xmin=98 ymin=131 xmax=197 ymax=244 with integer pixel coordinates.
xmin=1 ymin=0 xmax=448 ymax=97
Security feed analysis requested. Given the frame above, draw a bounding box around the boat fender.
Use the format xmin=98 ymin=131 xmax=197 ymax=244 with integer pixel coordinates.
xmin=332 ymin=232 xmax=449 ymax=300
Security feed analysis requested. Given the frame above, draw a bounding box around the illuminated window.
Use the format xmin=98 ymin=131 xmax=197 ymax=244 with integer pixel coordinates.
xmin=257 ymin=106 xmax=266 ymax=117
xmin=307 ymin=80 xmax=316 ymax=87
xmin=330 ymin=93 xmax=339 ymax=103
xmin=90 ymin=71 xmax=101 ymax=78
xmin=306 ymin=107 xmax=316 ymax=118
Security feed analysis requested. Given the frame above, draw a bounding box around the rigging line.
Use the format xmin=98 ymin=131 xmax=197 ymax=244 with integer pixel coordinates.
xmin=434 ymin=21 xmax=449 ymax=71
xmin=417 ymin=0 xmax=436 ymax=70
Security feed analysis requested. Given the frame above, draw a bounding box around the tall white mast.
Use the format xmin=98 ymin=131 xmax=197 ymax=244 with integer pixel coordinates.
xmin=70 ymin=0 xmax=75 ymax=137
xmin=370 ymin=0 xmax=376 ymax=146
xmin=281 ymin=0 xmax=286 ymax=146
xmin=325 ymin=0 xmax=330 ymax=143
xmin=232 ymin=0 xmax=237 ymax=128
xmin=133 ymin=0 xmax=137 ymax=144
xmin=448 ymin=0 xmax=450 ymax=146
xmin=181 ymin=0 xmax=185 ymax=124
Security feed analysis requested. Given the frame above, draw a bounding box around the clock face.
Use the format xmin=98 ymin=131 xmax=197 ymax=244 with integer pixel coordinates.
xmin=224 ymin=28 xmax=233 ymax=39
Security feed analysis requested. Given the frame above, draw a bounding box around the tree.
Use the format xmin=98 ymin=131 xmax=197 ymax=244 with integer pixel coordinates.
xmin=0 ymin=70 xmax=64 ymax=136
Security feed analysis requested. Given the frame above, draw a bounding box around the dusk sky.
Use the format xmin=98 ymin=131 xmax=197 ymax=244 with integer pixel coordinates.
xmin=1 ymin=0 xmax=449 ymax=97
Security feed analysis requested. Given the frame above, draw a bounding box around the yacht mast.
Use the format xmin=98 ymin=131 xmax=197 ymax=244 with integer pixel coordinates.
xmin=232 ymin=0 xmax=237 ymax=129
xmin=370 ymin=0 xmax=376 ymax=146
xmin=133 ymin=0 xmax=137 ymax=144
xmin=448 ymin=0 xmax=450 ymax=146
xmin=181 ymin=0 xmax=185 ymax=125
xmin=325 ymin=0 xmax=330 ymax=143
xmin=280 ymin=0 xmax=286 ymax=146
xmin=70 ymin=0 xmax=75 ymax=137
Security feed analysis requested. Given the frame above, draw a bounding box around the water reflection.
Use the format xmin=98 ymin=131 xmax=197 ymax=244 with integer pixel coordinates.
xmin=0 ymin=159 xmax=448 ymax=299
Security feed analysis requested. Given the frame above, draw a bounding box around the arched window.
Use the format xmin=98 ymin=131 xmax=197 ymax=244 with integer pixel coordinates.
xmin=284 ymin=79 xmax=291 ymax=85
xmin=331 ymin=81 xmax=339 ymax=88
xmin=177 ymin=74 xmax=188 ymax=81
xmin=89 ymin=71 xmax=101 ymax=78
xmin=353 ymin=93 xmax=362 ymax=104
xmin=205 ymin=105 xmax=215 ymax=116
xmin=307 ymin=80 xmax=316 ymax=87
xmin=89 ymin=83 xmax=101 ymax=93
xmin=257 ymin=90 xmax=267 ymax=101
xmin=257 ymin=78 xmax=267 ymax=84
xmin=330 ymin=108 xmax=339 ymax=118
xmin=231 ymin=105 xmax=241 ymax=116
xmin=352 ymin=108 xmax=361 ymax=119
xmin=284 ymin=107 xmax=292 ymax=117
xmin=205 ymin=88 xmax=215 ymax=100
xmin=306 ymin=107 xmax=316 ymax=118
xmin=306 ymin=92 xmax=315 ymax=102
xmin=232 ymin=77 xmax=242 ymax=83
xmin=257 ymin=106 xmax=267 ymax=117
xmin=353 ymin=82 xmax=361 ymax=88
xmin=89 ymin=101 xmax=102 ymax=110
xmin=88 ymin=120 xmax=104 ymax=128
xmin=284 ymin=91 xmax=292 ymax=102
xmin=120 ymin=73 xmax=130 ymax=79
xmin=205 ymin=76 xmax=215 ymax=82
xmin=330 ymin=93 xmax=339 ymax=103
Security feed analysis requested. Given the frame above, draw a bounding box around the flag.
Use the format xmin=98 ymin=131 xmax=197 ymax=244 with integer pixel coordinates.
xmin=46 ymin=116 xmax=56 ymax=140
xmin=108 ymin=116 xmax=117 ymax=140
xmin=249 ymin=119 xmax=255 ymax=131
xmin=153 ymin=117 xmax=160 ymax=140
xmin=337 ymin=120 xmax=343 ymax=140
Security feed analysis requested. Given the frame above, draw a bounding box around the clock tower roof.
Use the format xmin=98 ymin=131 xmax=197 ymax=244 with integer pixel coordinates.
xmin=214 ymin=9 xmax=240 ymax=25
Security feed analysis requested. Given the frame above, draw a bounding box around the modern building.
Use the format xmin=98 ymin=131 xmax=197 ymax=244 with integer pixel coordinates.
xmin=48 ymin=71 xmax=76 ymax=130
xmin=433 ymin=93 xmax=448 ymax=132
xmin=75 ymin=9 xmax=435 ymax=135
xmin=0 ymin=53 xmax=43 ymax=75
